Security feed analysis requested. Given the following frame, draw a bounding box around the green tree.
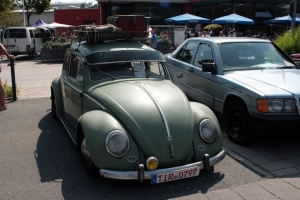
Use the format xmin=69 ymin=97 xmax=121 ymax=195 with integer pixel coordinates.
xmin=0 ymin=0 xmax=13 ymax=13
xmin=17 ymin=0 xmax=51 ymax=26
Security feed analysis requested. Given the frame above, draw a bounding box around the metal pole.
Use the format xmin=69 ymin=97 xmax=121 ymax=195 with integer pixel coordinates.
xmin=23 ymin=0 xmax=26 ymax=26
xmin=10 ymin=59 xmax=17 ymax=101
xmin=291 ymin=0 xmax=297 ymax=31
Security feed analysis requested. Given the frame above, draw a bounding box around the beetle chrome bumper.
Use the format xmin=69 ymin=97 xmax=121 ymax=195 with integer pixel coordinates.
xmin=100 ymin=149 xmax=225 ymax=181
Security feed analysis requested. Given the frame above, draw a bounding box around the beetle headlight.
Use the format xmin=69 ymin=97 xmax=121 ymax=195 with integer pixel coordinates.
xmin=199 ymin=119 xmax=218 ymax=143
xmin=106 ymin=130 xmax=129 ymax=157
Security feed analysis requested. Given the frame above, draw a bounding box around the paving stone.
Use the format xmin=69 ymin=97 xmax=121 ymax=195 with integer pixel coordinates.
xmin=222 ymin=140 xmax=242 ymax=149
xmin=265 ymin=155 xmax=285 ymax=162
xmin=288 ymin=156 xmax=300 ymax=165
xmin=239 ymin=151 xmax=262 ymax=160
xmin=271 ymin=167 xmax=299 ymax=177
xmin=230 ymin=147 xmax=252 ymax=153
xmin=231 ymin=182 xmax=277 ymax=200
xmin=250 ymin=157 xmax=269 ymax=164
xmin=283 ymin=174 xmax=300 ymax=188
xmin=259 ymin=160 xmax=296 ymax=171
xmin=205 ymin=188 xmax=243 ymax=200
xmin=258 ymin=178 xmax=300 ymax=200
xmin=280 ymin=152 xmax=300 ymax=159
xmin=170 ymin=192 xmax=209 ymax=200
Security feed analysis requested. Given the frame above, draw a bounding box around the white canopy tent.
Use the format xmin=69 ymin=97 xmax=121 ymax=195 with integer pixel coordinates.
xmin=37 ymin=22 xmax=73 ymax=28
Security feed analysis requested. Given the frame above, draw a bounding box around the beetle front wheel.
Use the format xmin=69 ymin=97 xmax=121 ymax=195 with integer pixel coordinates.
xmin=224 ymin=100 xmax=257 ymax=145
xmin=81 ymin=131 xmax=99 ymax=176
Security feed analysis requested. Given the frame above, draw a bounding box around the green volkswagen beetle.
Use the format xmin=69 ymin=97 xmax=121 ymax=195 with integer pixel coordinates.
xmin=51 ymin=39 xmax=225 ymax=184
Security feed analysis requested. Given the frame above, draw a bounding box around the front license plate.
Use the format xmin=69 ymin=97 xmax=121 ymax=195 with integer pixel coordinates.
xmin=151 ymin=166 xmax=200 ymax=184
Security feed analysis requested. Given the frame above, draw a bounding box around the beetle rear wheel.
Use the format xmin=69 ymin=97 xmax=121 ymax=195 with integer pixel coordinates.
xmin=81 ymin=130 xmax=99 ymax=176
xmin=224 ymin=100 xmax=257 ymax=145
xmin=51 ymin=91 xmax=57 ymax=119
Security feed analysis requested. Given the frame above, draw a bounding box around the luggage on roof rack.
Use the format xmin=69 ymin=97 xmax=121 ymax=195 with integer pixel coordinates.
xmin=107 ymin=15 xmax=149 ymax=38
xmin=77 ymin=24 xmax=122 ymax=43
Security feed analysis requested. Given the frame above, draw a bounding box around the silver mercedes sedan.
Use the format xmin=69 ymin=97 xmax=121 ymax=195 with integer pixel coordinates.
xmin=166 ymin=37 xmax=300 ymax=145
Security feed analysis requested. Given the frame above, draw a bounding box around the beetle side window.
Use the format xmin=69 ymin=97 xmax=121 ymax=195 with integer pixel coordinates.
xmin=194 ymin=43 xmax=214 ymax=68
xmin=69 ymin=54 xmax=80 ymax=79
xmin=175 ymin=41 xmax=199 ymax=64
xmin=62 ymin=52 xmax=70 ymax=75
xmin=76 ymin=58 xmax=84 ymax=83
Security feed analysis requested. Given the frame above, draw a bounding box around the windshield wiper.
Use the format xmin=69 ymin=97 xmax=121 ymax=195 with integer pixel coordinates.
xmin=95 ymin=66 xmax=116 ymax=80
xmin=276 ymin=66 xmax=295 ymax=69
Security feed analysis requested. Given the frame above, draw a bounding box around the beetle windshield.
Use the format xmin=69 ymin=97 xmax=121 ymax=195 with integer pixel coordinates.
xmin=89 ymin=61 xmax=167 ymax=81
xmin=217 ymin=42 xmax=296 ymax=71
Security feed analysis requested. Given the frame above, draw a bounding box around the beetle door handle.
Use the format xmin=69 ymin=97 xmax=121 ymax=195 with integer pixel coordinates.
xmin=177 ymin=72 xmax=183 ymax=78
xmin=189 ymin=67 xmax=194 ymax=73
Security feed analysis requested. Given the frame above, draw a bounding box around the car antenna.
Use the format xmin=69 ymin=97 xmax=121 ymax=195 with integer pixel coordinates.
xmin=75 ymin=41 xmax=82 ymax=51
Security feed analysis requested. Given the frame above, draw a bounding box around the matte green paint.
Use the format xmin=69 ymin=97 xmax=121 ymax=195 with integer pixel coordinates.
xmin=190 ymin=102 xmax=223 ymax=159
xmin=87 ymin=79 xmax=195 ymax=167
xmin=79 ymin=110 xmax=141 ymax=170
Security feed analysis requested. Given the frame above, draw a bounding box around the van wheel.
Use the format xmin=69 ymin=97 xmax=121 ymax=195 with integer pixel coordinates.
xmin=224 ymin=100 xmax=257 ymax=145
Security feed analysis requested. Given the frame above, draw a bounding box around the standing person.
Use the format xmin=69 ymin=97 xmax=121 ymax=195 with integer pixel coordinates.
xmin=219 ymin=31 xmax=225 ymax=37
xmin=151 ymin=29 xmax=158 ymax=50
xmin=193 ymin=28 xmax=199 ymax=37
xmin=186 ymin=28 xmax=191 ymax=38
xmin=201 ymin=30 xmax=210 ymax=37
xmin=0 ymin=43 xmax=15 ymax=111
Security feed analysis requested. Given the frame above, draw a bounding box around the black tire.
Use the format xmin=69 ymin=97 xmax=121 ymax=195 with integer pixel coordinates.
xmin=81 ymin=131 xmax=99 ymax=176
xmin=224 ymin=100 xmax=257 ymax=145
xmin=51 ymin=93 xmax=57 ymax=119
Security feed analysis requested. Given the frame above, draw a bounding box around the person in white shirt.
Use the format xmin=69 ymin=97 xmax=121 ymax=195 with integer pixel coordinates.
xmin=201 ymin=30 xmax=210 ymax=37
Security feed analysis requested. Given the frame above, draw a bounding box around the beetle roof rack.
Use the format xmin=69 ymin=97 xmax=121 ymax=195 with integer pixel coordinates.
xmin=74 ymin=24 xmax=150 ymax=43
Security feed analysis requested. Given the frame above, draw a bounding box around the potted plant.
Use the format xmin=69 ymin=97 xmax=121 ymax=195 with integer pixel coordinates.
xmin=40 ymin=36 xmax=71 ymax=61
xmin=157 ymin=33 xmax=172 ymax=54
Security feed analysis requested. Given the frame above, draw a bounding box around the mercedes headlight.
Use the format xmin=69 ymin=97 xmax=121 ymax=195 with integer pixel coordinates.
xmin=199 ymin=119 xmax=218 ymax=143
xmin=257 ymin=99 xmax=296 ymax=113
xmin=106 ymin=130 xmax=129 ymax=157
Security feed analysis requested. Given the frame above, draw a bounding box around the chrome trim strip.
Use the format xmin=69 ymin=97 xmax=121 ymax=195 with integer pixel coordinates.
xmin=135 ymin=82 xmax=174 ymax=157
xmin=100 ymin=149 xmax=225 ymax=180
xmin=83 ymin=93 xmax=106 ymax=110
xmin=135 ymin=82 xmax=172 ymax=143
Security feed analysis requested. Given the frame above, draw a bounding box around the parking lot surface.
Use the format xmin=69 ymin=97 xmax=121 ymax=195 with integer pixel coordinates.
xmin=2 ymin=59 xmax=300 ymax=199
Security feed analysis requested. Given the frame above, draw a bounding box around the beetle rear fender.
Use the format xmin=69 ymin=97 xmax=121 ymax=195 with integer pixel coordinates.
xmin=190 ymin=102 xmax=222 ymax=160
xmin=77 ymin=110 xmax=141 ymax=170
xmin=51 ymin=77 xmax=63 ymax=117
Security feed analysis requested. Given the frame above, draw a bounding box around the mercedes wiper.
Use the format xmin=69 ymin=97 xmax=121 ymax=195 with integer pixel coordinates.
xmin=276 ymin=66 xmax=295 ymax=69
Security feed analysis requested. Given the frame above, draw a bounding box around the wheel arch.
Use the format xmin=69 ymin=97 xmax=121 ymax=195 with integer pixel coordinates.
xmin=223 ymin=94 xmax=247 ymax=114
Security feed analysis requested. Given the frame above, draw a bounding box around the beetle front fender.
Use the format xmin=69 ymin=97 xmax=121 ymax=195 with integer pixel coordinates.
xmin=78 ymin=110 xmax=140 ymax=170
xmin=51 ymin=77 xmax=63 ymax=117
xmin=190 ymin=102 xmax=223 ymax=160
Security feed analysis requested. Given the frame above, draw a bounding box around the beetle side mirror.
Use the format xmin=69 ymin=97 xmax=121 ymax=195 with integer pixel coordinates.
xmin=202 ymin=63 xmax=217 ymax=74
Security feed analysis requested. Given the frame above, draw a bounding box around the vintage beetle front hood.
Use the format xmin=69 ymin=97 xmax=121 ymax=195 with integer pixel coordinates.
xmin=88 ymin=80 xmax=194 ymax=166
xmin=224 ymin=69 xmax=300 ymax=96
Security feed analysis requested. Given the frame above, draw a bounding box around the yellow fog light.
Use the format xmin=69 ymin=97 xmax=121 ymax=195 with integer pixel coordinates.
xmin=146 ymin=157 xmax=159 ymax=170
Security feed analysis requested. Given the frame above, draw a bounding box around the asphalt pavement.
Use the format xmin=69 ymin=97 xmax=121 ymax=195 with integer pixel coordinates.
xmin=2 ymin=58 xmax=300 ymax=199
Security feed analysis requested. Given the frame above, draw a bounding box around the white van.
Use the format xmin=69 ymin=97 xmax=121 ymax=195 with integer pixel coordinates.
xmin=2 ymin=27 xmax=50 ymax=55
